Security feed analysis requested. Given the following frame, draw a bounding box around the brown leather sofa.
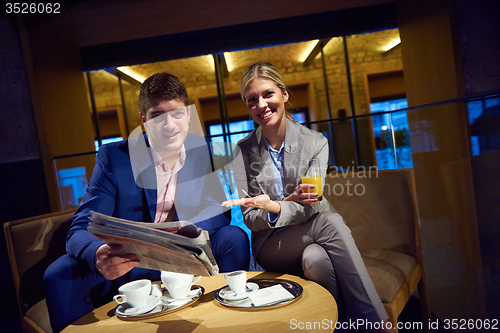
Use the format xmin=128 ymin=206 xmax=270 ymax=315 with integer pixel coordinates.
xmin=324 ymin=168 xmax=431 ymax=331
xmin=4 ymin=209 xmax=76 ymax=333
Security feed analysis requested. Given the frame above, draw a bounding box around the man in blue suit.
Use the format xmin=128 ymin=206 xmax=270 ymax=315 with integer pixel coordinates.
xmin=44 ymin=72 xmax=250 ymax=332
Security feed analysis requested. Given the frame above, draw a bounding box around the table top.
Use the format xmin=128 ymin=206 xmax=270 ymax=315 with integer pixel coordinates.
xmin=62 ymin=271 xmax=337 ymax=333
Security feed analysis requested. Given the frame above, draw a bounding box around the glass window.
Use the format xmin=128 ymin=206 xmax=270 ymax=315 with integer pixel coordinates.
xmin=370 ymin=98 xmax=413 ymax=169
xmin=207 ymin=118 xmax=255 ymax=156
xmin=94 ymin=136 xmax=124 ymax=151
xmin=467 ymin=97 xmax=500 ymax=156
xmin=86 ymin=71 xmax=127 ymax=149
xmin=57 ymin=167 xmax=88 ymax=208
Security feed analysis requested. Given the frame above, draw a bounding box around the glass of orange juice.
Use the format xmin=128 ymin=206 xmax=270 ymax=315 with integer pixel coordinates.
xmin=301 ymin=158 xmax=323 ymax=200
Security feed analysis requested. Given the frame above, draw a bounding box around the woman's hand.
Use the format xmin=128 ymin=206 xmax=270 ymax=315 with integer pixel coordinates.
xmin=284 ymin=184 xmax=321 ymax=205
xmin=222 ymin=194 xmax=270 ymax=208
xmin=222 ymin=194 xmax=281 ymax=213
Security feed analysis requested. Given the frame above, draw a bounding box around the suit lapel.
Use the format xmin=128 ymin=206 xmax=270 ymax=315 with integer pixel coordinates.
xmin=255 ymin=156 xmax=277 ymax=198
xmin=283 ymin=119 xmax=305 ymax=196
xmin=144 ymin=183 xmax=157 ymax=222
xmin=134 ymin=161 xmax=156 ymax=222
xmin=248 ymin=129 xmax=274 ymax=198
xmin=177 ymin=150 xmax=196 ymax=202
xmin=131 ymin=132 xmax=157 ymax=222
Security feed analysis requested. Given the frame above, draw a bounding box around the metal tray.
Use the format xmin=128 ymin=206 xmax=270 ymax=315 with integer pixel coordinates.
xmin=115 ymin=283 xmax=204 ymax=320
xmin=214 ymin=278 xmax=303 ymax=309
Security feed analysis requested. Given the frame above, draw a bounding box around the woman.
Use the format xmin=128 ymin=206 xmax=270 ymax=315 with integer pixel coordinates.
xmin=222 ymin=62 xmax=394 ymax=332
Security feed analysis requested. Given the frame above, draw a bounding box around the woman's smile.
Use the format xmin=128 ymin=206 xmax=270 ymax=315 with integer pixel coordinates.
xmin=259 ymin=109 xmax=276 ymax=120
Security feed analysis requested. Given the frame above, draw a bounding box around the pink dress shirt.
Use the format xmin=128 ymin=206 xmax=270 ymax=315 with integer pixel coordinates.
xmin=150 ymin=145 xmax=186 ymax=223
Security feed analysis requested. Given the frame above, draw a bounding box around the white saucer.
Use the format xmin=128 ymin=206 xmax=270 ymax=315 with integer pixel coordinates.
xmin=161 ymin=287 xmax=202 ymax=305
xmin=115 ymin=295 xmax=160 ymax=316
xmin=219 ymin=282 xmax=259 ymax=301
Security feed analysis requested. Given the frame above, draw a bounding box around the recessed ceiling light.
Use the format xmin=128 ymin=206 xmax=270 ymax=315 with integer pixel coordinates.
xmin=117 ymin=67 xmax=147 ymax=83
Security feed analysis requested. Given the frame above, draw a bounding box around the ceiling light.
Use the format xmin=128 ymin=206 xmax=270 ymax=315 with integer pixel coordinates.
xmin=204 ymin=55 xmax=215 ymax=69
xmin=224 ymin=52 xmax=235 ymax=72
xmin=117 ymin=67 xmax=147 ymax=83
xmin=299 ymin=40 xmax=320 ymax=62
xmin=383 ymin=37 xmax=401 ymax=52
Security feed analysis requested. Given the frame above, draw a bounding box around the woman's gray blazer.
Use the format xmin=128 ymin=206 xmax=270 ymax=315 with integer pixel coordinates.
xmin=231 ymin=118 xmax=337 ymax=257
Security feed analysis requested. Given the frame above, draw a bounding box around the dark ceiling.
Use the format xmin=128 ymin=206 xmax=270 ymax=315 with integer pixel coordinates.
xmin=80 ymin=3 xmax=397 ymax=71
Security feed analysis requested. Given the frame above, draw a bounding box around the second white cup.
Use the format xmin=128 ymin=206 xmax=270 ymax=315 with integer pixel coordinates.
xmin=161 ymin=271 xmax=201 ymax=299
xmin=224 ymin=270 xmax=247 ymax=295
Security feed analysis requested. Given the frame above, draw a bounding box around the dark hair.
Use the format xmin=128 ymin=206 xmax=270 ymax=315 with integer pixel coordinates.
xmin=138 ymin=72 xmax=189 ymax=117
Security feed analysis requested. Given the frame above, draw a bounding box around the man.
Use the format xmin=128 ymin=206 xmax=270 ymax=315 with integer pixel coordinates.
xmin=44 ymin=72 xmax=250 ymax=332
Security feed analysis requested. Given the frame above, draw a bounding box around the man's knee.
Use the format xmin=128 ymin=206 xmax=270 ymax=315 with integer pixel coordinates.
xmin=211 ymin=225 xmax=250 ymax=271
xmin=212 ymin=225 xmax=249 ymax=252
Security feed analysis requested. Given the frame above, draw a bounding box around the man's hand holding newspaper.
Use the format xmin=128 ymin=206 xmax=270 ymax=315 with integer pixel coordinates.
xmin=87 ymin=211 xmax=219 ymax=276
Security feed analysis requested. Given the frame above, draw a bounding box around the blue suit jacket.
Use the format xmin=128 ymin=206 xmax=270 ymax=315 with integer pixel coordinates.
xmin=66 ymin=133 xmax=229 ymax=274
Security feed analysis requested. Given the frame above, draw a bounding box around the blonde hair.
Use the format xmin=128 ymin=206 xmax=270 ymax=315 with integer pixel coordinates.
xmin=240 ymin=62 xmax=296 ymax=122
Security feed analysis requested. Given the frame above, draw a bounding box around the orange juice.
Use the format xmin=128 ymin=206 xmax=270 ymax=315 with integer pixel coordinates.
xmin=301 ymin=176 xmax=323 ymax=200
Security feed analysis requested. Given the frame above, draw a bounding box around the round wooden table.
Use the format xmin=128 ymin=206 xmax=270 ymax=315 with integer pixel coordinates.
xmin=62 ymin=271 xmax=337 ymax=333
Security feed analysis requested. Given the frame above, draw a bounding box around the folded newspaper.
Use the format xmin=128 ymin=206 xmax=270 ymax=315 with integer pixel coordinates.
xmin=87 ymin=211 xmax=219 ymax=276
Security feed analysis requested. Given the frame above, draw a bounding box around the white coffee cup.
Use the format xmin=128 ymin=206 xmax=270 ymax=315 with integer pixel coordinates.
xmin=224 ymin=270 xmax=247 ymax=295
xmin=161 ymin=271 xmax=201 ymax=299
xmin=113 ymin=279 xmax=152 ymax=308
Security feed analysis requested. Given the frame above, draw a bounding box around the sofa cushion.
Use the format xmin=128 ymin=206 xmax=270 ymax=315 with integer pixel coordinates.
xmin=26 ymin=298 xmax=52 ymax=333
xmin=325 ymin=172 xmax=417 ymax=257
xmin=9 ymin=212 xmax=74 ymax=313
xmin=360 ymin=249 xmax=416 ymax=303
